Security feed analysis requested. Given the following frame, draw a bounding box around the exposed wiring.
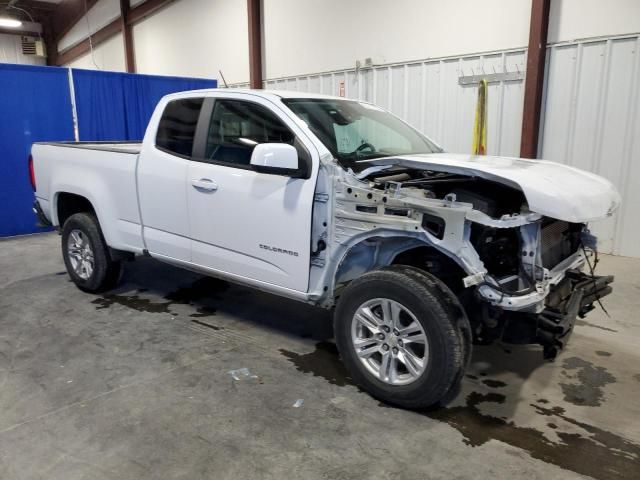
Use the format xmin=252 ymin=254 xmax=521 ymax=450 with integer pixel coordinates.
xmin=581 ymin=243 xmax=609 ymax=317
xmin=83 ymin=0 xmax=100 ymax=70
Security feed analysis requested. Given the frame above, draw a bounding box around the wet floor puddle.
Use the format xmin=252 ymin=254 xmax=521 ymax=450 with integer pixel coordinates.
xmin=280 ymin=342 xmax=640 ymax=480
xmin=280 ymin=342 xmax=351 ymax=387
xmin=91 ymin=277 xmax=226 ymax=327
xmin=92 ymin=291 xmax=173 ymax=314
xmin=559 ymin=356 xmax=616 ymax=407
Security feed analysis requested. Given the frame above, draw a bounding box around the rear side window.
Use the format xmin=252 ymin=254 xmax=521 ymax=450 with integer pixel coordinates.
xmin=156 ymin=98 xmax=204 ymax=157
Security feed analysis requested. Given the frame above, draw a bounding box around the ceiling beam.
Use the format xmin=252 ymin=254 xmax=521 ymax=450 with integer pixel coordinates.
xmin=119 ymin=0 xmax=135 ymax=72
xmin=127 ymin=0 xmax=176 ymax=25
xmin=247 ymin=0 xmax=263 ymax=89
xmin=2 ymin=0 xmax=57 ymax=21
xmin=54 ymin=0 xmax=175 ymax=66
xmin=520 ymin=0 xmax=551 ymax=158
xmin=50 ymin=0 xmax=100 ymax=43
xmin=14 ymin=1 xmax=58 ymax=12
xmin=0 ymin=1 xmax=55 ymax=35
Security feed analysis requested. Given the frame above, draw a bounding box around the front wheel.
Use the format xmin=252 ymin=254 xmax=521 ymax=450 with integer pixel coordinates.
xmin=334 ymin=266 xmax=468 ymax=409
xmin=61 ymin=213 xmax=121 ymax=293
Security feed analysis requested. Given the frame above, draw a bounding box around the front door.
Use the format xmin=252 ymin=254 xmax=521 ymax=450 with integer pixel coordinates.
xmin=186 ymin=96 xmax=317 ymax=292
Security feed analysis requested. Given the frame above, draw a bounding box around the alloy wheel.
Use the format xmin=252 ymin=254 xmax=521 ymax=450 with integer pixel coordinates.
xmin=351 ymin=298 xmax=429 ymax=385
xmin=67 ymin=229 xmax=95 ymax=280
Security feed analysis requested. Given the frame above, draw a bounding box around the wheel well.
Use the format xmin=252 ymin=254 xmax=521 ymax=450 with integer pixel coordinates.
xmin=56 ymin=192 xmax=95 ymax=227
xmin=392 ymin=246 xmax=466 ymax=292
xmin=334 ymin=237 xmax=467 ymax=294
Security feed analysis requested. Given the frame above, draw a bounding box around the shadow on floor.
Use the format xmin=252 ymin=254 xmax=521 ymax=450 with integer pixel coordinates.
xmin=97 ymin=256 xmax=334 ymax=342
xmin=97 ymin=257 xmax=553 ymax=400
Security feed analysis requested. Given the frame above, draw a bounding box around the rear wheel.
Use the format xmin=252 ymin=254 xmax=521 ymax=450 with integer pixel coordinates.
xmin=334 ymin=266 xmax=467 ymax=409
xmin=61 ymin=213 xmax=121 ymax=293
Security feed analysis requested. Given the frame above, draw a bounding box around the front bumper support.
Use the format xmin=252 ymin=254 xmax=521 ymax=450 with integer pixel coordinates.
xmin=536 ymin=270 xmax=614 ymax=359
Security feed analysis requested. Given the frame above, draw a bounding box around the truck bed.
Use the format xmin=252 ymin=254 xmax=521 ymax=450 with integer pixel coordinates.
xmin=32 ymin=141 xmax=144 ymax=253
xmin=34 ymin=141 xmax=142 ymax=155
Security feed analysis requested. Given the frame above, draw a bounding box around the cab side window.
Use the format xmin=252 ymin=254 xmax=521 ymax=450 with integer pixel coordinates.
xmin=156 ymin=98 xmax=204 ymax=158
xmin=205 ymin=100 xmax=295 ymax=166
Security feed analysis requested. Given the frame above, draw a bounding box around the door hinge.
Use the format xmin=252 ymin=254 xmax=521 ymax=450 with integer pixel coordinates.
xmin=314 ymin=193 xmax=329 ymax=203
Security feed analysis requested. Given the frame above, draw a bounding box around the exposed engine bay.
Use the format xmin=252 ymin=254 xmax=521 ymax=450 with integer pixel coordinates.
xmin=312 ymin=160 xmax=615 ymax=359
xmin=366 ymin=166 xmax=585 ymax=293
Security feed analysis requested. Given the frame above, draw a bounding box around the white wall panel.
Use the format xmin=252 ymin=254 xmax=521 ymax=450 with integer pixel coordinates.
xmin=541 ymin=35 xmax=640 ymax=257
xmin=258 ymin=49 xmax=527 ymax=156
xmin=262 ymin=0 xmax=639 ymax=79
xmin=59 ymin=0 xmax=120 ymax=52
xmin=57 ymin=0 xmax=640 ymax=87
xmin=405 ymin=63 xmax=422 ymax=130
xmin=0 ymin=34 xmax=45 ymax=66
xmin=548 ymin=0 xmax=640 ymax=44
xmin=263 ymin=0 xmax=532 ymax=79
xmin=133 ymin=0 xmax=248 ymax=83
xmin=66 ymin=33 xmax=126 ymax=72
xmin=619 ymin=83 xmax=640 ymax=257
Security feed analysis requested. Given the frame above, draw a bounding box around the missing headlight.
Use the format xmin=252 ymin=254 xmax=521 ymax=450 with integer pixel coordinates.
xmin=471 ymin=225 xmax=521 ymax=277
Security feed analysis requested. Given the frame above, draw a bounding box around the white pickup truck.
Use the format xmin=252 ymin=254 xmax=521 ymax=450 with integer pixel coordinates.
xmin=30 ymin=89 xmax=620 ymax=408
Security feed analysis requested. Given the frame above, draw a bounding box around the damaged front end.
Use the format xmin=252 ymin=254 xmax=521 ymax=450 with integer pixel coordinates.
xmin=317 ymin=155 xmax=618 ymax=360
xmin=436 ymin=199 xmax=613 ymax=359
xmin=537 ymin=270 xmax=614 ymax=358
xmin=467 ymin=218 xmax=614 ymax=359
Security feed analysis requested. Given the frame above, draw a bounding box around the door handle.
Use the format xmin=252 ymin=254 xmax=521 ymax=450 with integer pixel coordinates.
xmin=191 ymin=178 xmax=218 ymax=191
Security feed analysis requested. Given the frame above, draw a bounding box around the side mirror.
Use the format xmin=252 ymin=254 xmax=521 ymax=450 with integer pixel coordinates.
xmin=250 ymin=143 xmax=299 ymax=176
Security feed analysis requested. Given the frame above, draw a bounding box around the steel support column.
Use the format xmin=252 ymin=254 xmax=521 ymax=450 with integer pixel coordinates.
xmin=120 ymin=0 xmax=135 ymax=72
xmin=247 ymin=0 xmax=263 ymax=89
xmin=520 ymin=0 xmax=551 ymax=158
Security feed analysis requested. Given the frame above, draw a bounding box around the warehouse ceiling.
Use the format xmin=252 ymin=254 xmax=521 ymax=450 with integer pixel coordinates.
xmin=1 ymin=0 xmax=99 ymax=40
xmin=0 ymin=0 xmax=174 ymax=68
xmin=1 ymin=0 xmax=57 ymax=23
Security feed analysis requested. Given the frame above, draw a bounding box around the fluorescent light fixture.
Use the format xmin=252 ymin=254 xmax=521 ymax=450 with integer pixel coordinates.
xmin=0 ymin=17 xmax=22 ymax=28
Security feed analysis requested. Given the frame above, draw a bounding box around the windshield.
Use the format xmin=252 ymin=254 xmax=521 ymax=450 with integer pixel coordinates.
xmin=282 ymin=98 xmax=441 ymax=171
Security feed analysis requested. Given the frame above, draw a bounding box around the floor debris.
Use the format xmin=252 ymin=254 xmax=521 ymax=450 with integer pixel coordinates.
xmin=227 ymin=367 xmax=259 ymax=382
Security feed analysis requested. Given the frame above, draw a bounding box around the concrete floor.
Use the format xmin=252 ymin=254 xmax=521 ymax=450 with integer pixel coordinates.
xmin=1 ymin=233 xmax=639 ymax=480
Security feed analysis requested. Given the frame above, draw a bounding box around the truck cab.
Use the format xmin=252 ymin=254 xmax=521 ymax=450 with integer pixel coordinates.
xmin=30 ymin=89 xmax=619 ymax=408
xmin=137 ymin=91 xmax=321 ymax=295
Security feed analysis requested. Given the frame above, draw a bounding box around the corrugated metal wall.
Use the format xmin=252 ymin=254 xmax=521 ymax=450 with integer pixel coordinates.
xmin=251 ymin=49 xmax=527 ymax=157
xmin=233 ymin=35 xmax=638 ymax=257
xmin=540 ymin=34 xmax=640 ymax=257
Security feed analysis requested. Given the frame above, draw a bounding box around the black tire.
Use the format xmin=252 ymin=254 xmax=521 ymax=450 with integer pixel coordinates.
xmin=334 ymin=265 xmax=467 ymax=409
xmin=61 ymin=213 xmax=122 ymax=293
xmin=391 ymin=265 xmax=472 ymax=405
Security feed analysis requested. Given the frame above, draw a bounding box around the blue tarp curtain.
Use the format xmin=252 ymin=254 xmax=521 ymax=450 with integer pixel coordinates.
xmin=0 ymin=64 xmax=75 ymax=237
xmin=72 ymin=70 xmax=216 ymax=141
xmin=0 ymin=64 xmax=216 ymax=237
